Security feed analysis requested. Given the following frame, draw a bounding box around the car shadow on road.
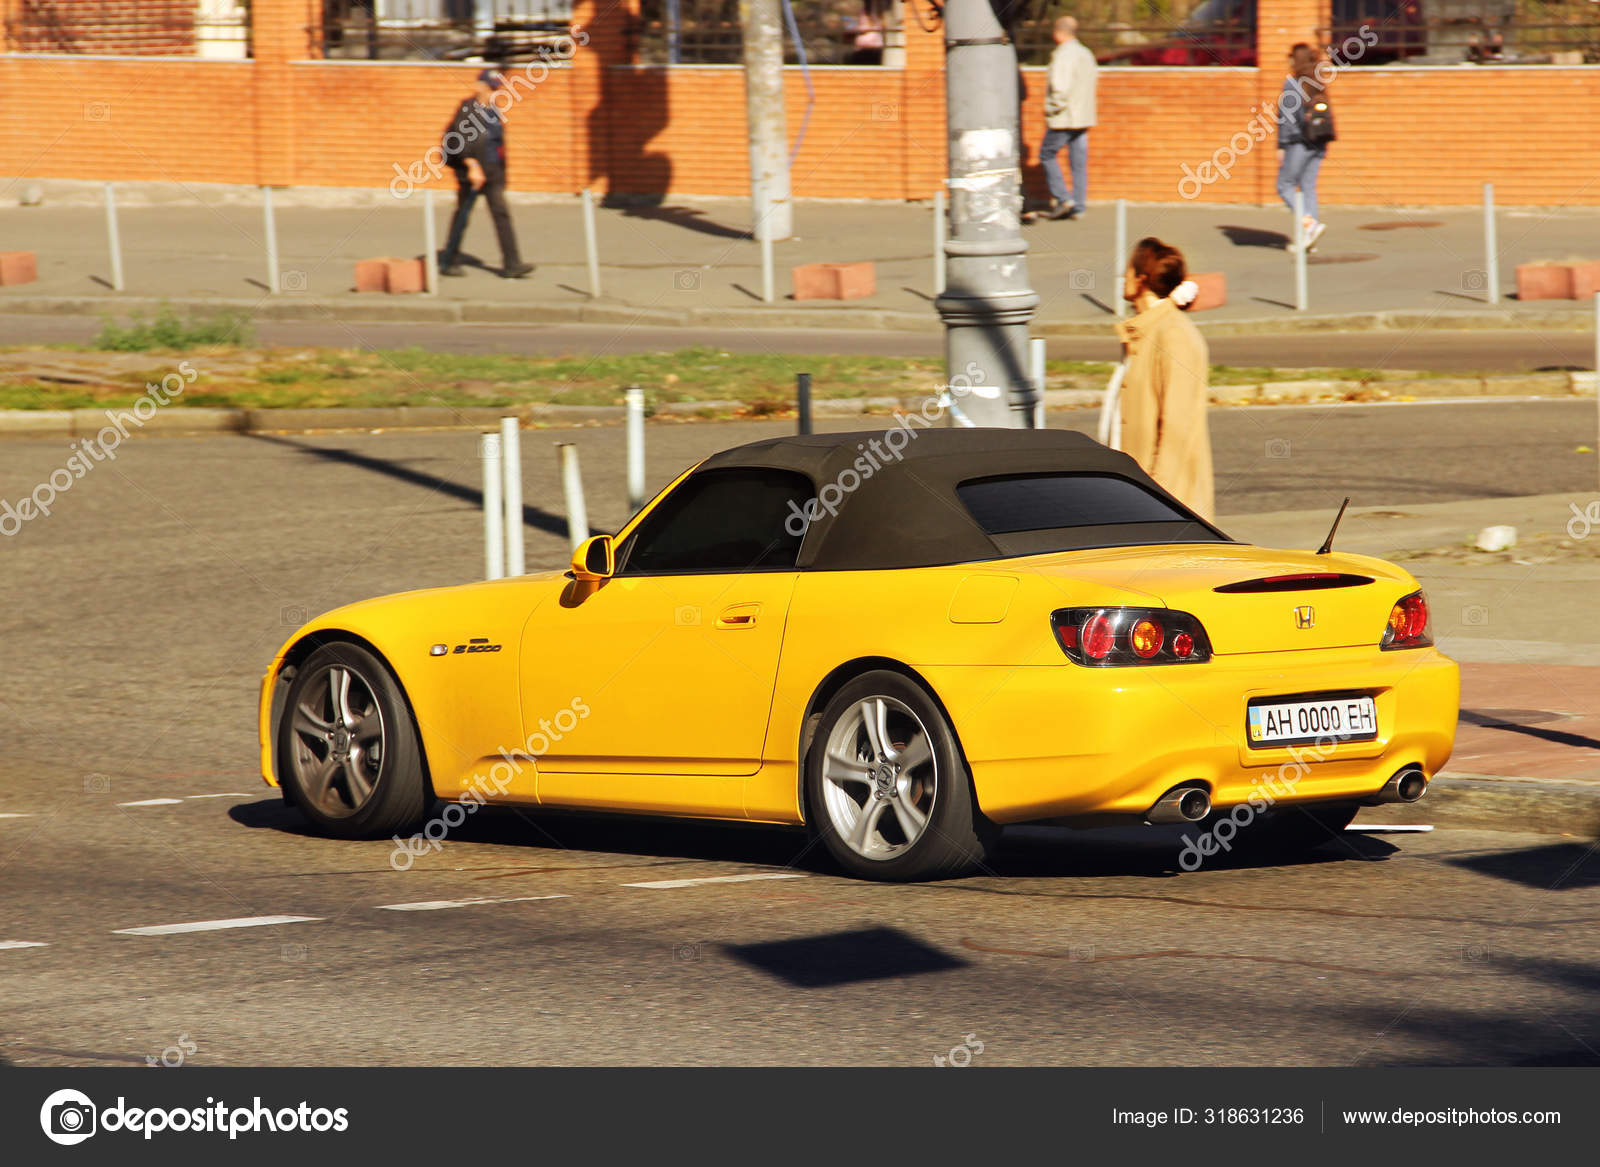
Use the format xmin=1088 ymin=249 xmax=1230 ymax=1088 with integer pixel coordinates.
xmin=1445 ymin=840 xmax=1600 ymax=891
xmin=248 ymin=433 xmax=587 ymax=539
xmin=987 ymin=824 xmax=1399 ymax=878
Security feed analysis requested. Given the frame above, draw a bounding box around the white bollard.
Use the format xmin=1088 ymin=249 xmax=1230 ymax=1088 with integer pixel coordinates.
xmin=263 ymin=185 xmax=280 ymax=295
xmin=625 ymin=386 xmax=646 ymax=512
xmin=500 ymin=416 xmax=524 ymax=577
xmin=1293 ymin=189 xmax=1308 ymax=312
xmin=423 ymin=188 xmax=439 ymax=296
xmin=582 ymin=188 xmax=602 ymax=298
xmin=934 ymin=188 xmax=947 ymax=295
xmin=104 ymin=182 xmax=124 ymax=292
xmin=481 ymin=431 xmax=505 ymax=581
xmin=1029 ymin=336 xmax=1046 ymax=430
xmin=557 ymin=442 xmax=589 ymax=553
xmin=1113 ymin=198 xmax=1127 ymax=318
xmin=1483 ymin=182 xmax=1499 ymax=306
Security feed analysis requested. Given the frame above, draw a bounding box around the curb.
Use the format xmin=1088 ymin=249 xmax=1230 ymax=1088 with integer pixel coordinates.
xmin=7 ymin=294 xmax=1599 ymax=337
xmin=0 ymin=371 xmax=1591 ymax=438
xmin=1357 ymin=772 xmax=1600 ymax=838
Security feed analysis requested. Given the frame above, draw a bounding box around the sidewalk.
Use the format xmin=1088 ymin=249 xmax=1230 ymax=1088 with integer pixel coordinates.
xmin=1226 ymin=493 xmax=1600 ymax=836
xmin=3 ymin=183 xmax=1598 ymax=333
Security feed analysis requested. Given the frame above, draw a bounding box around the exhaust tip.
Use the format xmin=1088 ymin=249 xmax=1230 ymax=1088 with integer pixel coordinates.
xmin=1395 ymin=767 xmax=1428 ymax=803
xmin=1373 ymin=766 xmax=1428 ymax=804
xmin=1147 ymin=785 xmax=1212 ymax=824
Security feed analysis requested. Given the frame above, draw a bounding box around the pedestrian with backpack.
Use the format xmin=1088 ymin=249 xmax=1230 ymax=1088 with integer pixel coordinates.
xmin=1277 ymin=43 xmax=1335 ymax=254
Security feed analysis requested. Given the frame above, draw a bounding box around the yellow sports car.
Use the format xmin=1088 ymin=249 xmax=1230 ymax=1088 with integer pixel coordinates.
xmin=258 ymin=429 xmax=1458 ymax=881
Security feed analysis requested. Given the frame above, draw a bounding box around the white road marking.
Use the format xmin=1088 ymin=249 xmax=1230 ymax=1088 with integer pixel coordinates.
xmin=113 ymin=915 xmax=322 ymax=936
xmin=1350 ymin=824 xmax=1435 ymax=833
xmin=0 ymin=940 xmax=48 ymax=950
xmin=377 ymin=895 xmax=569 ymax=912
xmin=118 ymin=798 xmax=184 ymax=807
xmin=0 ymin=813 xmax=32 ymax=819
xmin=622 ymin=872 xmax=806 ymax=890
xmin=185 ymin=793 xmax=258 ymax=799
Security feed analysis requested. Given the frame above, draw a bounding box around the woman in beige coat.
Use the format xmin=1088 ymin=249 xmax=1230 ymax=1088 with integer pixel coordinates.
xmin=1113 ymin=237 xmax=1215 ymax=522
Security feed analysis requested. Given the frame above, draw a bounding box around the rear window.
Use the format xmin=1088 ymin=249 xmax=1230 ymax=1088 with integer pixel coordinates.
xmin=956 ymin=473 xmax=1228 ymax=553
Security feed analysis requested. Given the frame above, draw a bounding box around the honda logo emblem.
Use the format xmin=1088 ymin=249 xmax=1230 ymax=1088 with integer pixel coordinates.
xmin=1294 ymin=605 xmax=1315 ymax=629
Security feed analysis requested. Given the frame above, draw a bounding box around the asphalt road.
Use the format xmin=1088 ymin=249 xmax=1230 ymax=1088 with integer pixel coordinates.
xmin=2 ymin=399 xmax=1597 ymax=1067
xmin=0 ymin=312 xmax=1594 ymax=372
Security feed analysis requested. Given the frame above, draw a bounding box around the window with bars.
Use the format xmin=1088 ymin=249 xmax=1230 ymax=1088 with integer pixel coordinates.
xmin=7 ymin=0 xmax=251 ymax=57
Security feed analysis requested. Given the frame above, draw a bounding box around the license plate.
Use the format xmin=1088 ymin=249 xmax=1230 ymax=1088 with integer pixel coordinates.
xmin=1247 ymin=693 xmax=1378 ymax=748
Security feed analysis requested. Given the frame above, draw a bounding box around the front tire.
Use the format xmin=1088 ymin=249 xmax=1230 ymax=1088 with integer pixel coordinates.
xmin=806 ymin=670 xmax=991 ymax=881
xmin=276 ymin=642 xmax=429 ymax=839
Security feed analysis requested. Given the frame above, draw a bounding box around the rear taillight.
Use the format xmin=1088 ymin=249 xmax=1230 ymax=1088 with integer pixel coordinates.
xmin=1051 ymin=608 xmax=1212 ymax=667
xmin=1380 ymin=590 xmax=1432 ymax=650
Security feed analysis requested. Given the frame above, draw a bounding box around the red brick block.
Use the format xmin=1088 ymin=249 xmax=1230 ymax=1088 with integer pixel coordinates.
xmin=0 ymin=251 xmax=37 ymax=286
xmin=354 ymin=258 xmax=390 ymax=293
xmin=791 ymin=261 xmax=876 ymax=301
xmin=1188 ymin=271 xmax=1226 ymax=312
xmin=829 ymin=261 xmax=876 ymax=300
xmin=1516 ymin=262 xmax=1574 ymax=301
xmin=384 ymin=257 xmax=426 ymax=294
xmin=1567 ymin=260 xmax=1600 ymax=300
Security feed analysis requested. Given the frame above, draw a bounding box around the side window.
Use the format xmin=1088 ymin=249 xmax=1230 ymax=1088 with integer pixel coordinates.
xmin=618 ymin=468 xmax=814 ymax=575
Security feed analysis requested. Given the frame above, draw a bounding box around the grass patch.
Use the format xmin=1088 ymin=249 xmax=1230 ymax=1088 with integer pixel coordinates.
xmin=0 ymin=344 xmax=1463 ymax=413
xmin=94 ymin=305 xmax=253 ymax=352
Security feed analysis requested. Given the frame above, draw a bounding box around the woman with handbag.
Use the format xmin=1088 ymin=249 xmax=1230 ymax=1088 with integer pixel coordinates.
xmin=1106 ymin=237 xmax=1214 ymax=522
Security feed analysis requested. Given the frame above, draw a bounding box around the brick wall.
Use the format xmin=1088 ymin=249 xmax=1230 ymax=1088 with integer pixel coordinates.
xmin=0 ymin=0 xmax=1596 ymax=206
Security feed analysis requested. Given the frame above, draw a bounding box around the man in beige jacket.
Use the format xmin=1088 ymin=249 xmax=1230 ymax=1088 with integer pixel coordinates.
xmin=1041 ymin=16 xmax=1097 ymax=221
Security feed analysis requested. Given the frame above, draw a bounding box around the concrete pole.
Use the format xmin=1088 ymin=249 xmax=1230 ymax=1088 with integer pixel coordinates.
xmin=481 ymin=432 xmax=505 ymax=581
xmin=500 ymin=417 xmax=525 ymax=577
xmin=881 ymin=0 xmax=907 ymax=68
xmin=740 ymin=0 xmax=792 ymax=242
xmin=103 ymin=183 xmax=124 ymax=292
xmin=625 ymin=387 xmax=646 ymax=512
xmin=1483 ymin=182 xmax=1500 ymax=306
xmin=934 ymin=0 xmax=1039 ymax=428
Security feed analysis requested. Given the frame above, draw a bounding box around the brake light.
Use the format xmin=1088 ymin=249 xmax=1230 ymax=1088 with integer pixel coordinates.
xmin=1380 ymin=590 xmax=1432 ymax=650
xmin=1051 ymin=608 xmax=1212 ymax=667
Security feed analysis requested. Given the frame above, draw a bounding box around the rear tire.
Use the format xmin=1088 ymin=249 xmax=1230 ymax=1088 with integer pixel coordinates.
xmin=806 ymin=670 xmax=991 ymax=882
xmin=276 ymin=642 xmax=429 ymax=840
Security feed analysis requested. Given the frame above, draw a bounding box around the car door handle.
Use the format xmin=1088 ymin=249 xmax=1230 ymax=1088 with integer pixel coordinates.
xmin=716 ymin=604 xmax=761 ymax=629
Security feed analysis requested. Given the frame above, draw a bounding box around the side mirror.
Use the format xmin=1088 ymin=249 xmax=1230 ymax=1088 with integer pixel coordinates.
xmin=571 ymin=534 xmax=614 ymax=581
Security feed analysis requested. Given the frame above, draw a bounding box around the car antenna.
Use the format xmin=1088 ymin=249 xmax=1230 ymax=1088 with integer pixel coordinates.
xmin=1316 ymin=497 xmax=1351 ymax=555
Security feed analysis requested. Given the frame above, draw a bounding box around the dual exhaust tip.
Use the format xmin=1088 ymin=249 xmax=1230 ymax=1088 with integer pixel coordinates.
xmin=1145 ymin=765 xmax=1428 ymax=824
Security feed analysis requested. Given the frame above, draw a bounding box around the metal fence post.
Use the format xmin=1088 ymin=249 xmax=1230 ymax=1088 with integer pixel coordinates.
xmin=500 ymin=417 xmax=524 ymax=577
xmin=423 ymin=188 xmax=439 ymax=296
xmin=1029 ymin=337 xmax=1046 ymax=429
xmin=1484 ymin=182 xmax=1500 ymax=306
xmin=1113 ymin=198 xmax=1127 ymax=318
xmin=481 ymin=432 xmax=505 ymax=581
xmin=582 ymin=188 xmax=602 ymax=298
xmin=625 ymin=387 xmax=646 ymax=512
xmin=1293 ymin=189 xmax=1308 ymax=312
xmin=262 ymin=185 xmax=281 ymax=295
xmin=104 ymin=183 xmax=125 ymax=292
xmin=557 ymin=442 xmax=589 ymax=553
xmin=934 ymin=188 xmax=947 ymax=295
xmin=796 ymin=372 xmax=813 ymax=435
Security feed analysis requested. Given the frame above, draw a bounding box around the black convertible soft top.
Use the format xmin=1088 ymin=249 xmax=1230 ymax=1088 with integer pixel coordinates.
xmin=695 ymin=428 xmax=1229 ymax=571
